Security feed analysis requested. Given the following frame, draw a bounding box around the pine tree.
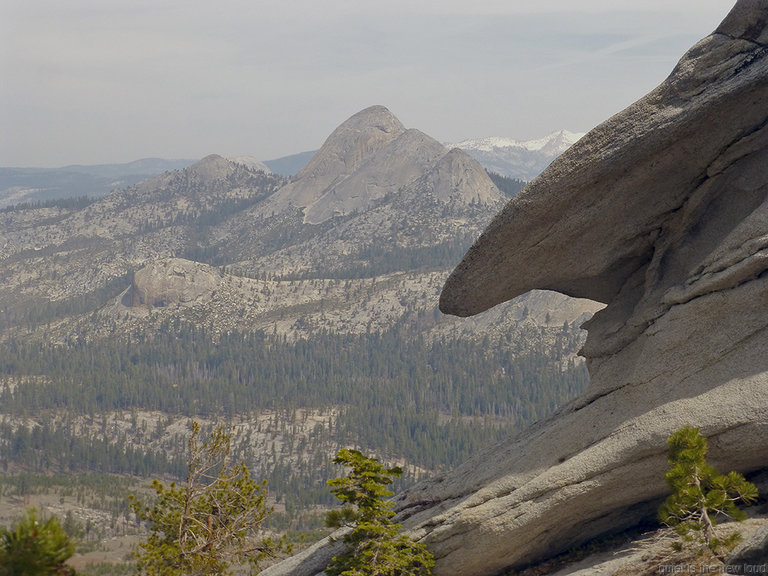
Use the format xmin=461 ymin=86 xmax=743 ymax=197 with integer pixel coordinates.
xmin=326 ymin=448 xmax=433 ymax=576
xmin=130 ymin=422 xmax=281 ymax=575
xmin=0 ymin=508 xmax=76 ymax=576
xmin=658 ymin=426 xmax=758 ymax=556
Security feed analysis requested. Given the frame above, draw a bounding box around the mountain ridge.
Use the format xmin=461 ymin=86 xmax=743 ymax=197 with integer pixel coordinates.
xmin=450 ymin=129 xmax=586 ymax=180
xmin=0 ymin=127 xmax=581 ymax=209
xmin=452 ymin=130 xmax=585 ymax=153
xmin=258 ymin=106 xmax=504 ymax=225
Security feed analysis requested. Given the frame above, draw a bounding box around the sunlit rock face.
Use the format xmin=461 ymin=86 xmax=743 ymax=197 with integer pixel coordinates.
xmin=129 ymin=258 xmax=221 ymax=308
xmin=256 ymin=105 xmax=504 ymax=225
xmin=261 ymin=2 xmax=768 ymax=575
xmin=426 ymin=1 xmax=768 ymax=573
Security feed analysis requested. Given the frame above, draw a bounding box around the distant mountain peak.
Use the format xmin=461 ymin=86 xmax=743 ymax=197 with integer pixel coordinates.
xmin=227 ymin=156 xmax=271 ymax=173
xmin=180 ymin=154 xmax=272 ymax=182
xmin=243 ymin=106 xmax=507 ymax=225
xmin=343 ymin=104 xmax=402 ymax=131
xmin=419 ymin=148 xmax=503 ymax=205
xmin=187 ymin=154 xmax=232 ymax=177
xmin=452 ymin=130 xmax=585 ymax=153
xmin=118 ymin=152 xmax=279 ymax=208
xmin=449 ymin=130 xmax=586 ymax=181
xmin=296 ymin=105 xmax=406 ymax=181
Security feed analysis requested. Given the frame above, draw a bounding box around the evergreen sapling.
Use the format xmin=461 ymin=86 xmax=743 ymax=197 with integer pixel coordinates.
xmin=658 ymin=426 xmax=758 ymax=557
xmin=326 ymin=448 xmax=434 ymax=576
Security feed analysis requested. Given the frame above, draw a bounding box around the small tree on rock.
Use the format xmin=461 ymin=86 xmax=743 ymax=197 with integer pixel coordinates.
xmin=325 ymin=448 xmax=434 ymax=576
xmin=658 ymin=426 xmax=758 ymax=557
xmin=130 ymin=422 xmax=281 ymax=576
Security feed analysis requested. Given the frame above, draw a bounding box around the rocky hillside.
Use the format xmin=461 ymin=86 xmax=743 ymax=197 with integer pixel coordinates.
xmin=0 ymin=105 xmax=597 ymax=345
xmin=417 ymin=4 xmax=768 ymax=573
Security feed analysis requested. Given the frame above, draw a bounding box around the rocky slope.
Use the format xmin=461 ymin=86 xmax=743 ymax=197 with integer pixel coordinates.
xmin=262 ymin=2 xmax=768 ymax=575
xmin=0 ymin=105 xmax=598 ymax=345
xmin=431 ymin=2 xmax=768 ymax=573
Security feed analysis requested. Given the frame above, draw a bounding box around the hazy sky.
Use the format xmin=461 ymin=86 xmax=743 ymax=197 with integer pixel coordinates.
xmin=2 ymin=1 xmax=733 ymax=167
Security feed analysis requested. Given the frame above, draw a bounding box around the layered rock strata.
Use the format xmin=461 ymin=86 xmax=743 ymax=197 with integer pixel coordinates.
xmin=263 ymin=2 xmax=768 ymax=575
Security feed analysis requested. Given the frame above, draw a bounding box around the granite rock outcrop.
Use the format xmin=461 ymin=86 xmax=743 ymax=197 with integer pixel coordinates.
xmin=726 ymin=522 xmax=768 ymax=573
xmin=258 ymin=105 xmax=499 ymax=224
xmin=262 ymin=2 xmax=768 ymax=575
xmin=128 ymin=258 xmax=221 ymax=308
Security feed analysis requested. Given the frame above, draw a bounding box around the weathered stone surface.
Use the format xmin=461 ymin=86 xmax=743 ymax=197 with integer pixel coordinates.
xmin=260 ymin=531 xmax=348 ymax=576
xmin=262 ymin=2 xmax=768 ymax=575
xmin=726 ymin=522 xmax=768 ymax=574
xmin=421 ymin=0 xmax=768 ymax=572
xmin=259 ymin=105 xmax=408 ymax=222
xmin=129 ymin=258 xmax=221 ymax=308
xmin=441 ymin=1 xmax=768 ymax=317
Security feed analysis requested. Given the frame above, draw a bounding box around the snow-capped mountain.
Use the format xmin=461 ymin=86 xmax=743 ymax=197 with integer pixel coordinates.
xmin=449 ymin=130 xmax=585 ymax=181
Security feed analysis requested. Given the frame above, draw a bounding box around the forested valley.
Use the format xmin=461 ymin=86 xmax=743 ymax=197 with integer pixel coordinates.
xmin=0 ymin=319 xmax=587 ymax=515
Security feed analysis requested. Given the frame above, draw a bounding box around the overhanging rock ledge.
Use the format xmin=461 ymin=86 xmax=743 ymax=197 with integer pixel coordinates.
xmin=262 ymin=2 xmax=768 ymax=575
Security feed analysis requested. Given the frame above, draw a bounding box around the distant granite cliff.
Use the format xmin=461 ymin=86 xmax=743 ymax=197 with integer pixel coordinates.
xmin=258 ymin=105 xmax=502 ymax=224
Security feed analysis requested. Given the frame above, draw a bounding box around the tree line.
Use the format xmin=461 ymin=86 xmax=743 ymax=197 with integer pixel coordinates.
xmin=0 ymin=320 xmax=587 ymax=513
